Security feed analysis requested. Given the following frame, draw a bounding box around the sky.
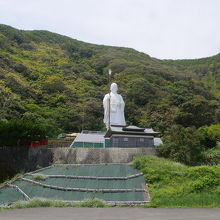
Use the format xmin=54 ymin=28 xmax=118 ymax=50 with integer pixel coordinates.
xmin=0 ymin=0 xmax=220 ymax=59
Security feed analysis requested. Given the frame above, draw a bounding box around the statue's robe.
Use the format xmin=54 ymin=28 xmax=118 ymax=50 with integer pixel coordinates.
xmin=103 ymin=92 xmax=126 ymax=128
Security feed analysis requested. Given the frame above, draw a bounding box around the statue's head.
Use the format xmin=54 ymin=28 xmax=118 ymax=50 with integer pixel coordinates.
xmin=110 ymin=83 xmax=118 ymax=93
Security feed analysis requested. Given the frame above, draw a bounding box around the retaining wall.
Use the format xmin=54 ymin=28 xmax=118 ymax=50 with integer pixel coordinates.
xmin=0 ymin=147 xmax=157 ymax=182
xmin=51 ymin=147 xmax=157 ymax=164
xmin=0 ymin=147 xmax=53 ymax=182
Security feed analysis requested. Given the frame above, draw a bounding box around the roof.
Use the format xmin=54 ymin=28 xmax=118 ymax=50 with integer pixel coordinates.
xmin=123 ymin=126 xmax=145 ymax=132
xmin=105 ymin=125 xmax=160 ymax=138
xmin=73 ymin=133 xmax=105 ymax=144
xmin=82 ymin=130 xmax=105 ymax=135
xmin=0 ymin=164 xmax=149 ymax=205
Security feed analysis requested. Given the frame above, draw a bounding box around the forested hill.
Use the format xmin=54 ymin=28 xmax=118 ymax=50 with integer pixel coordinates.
xmin=0 ymin=24 xmax=219 ymax=136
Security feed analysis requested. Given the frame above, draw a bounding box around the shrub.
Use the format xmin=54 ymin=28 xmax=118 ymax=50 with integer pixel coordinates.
xmin=191 ymin=176 xmax=219 ymax=192
xmin=32 ymin=174 xmax=48 ymax=181
xmin=186 ymin=166 xmax=218 ymax=179
xmin=133 ymin=155 xmax=220 ymax=208
xmin=202 ymin=148 xmax=220 ymax=165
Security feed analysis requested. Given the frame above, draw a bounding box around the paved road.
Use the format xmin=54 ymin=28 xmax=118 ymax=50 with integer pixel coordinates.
xmin=0 ymin=208 xmax=220 ymax=220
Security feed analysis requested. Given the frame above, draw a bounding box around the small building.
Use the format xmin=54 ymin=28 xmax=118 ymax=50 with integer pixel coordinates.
xmin=105 ymin=125 xmax=160 ymax=148
xmin=71 ymin=126 xmax=162 ymax=148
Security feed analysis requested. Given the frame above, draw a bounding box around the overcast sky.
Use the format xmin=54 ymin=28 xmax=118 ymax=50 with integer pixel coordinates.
xmin=0 ymin=0 xmax=220 ymax=59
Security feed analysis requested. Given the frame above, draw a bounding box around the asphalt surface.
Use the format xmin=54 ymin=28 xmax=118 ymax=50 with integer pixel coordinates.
xmin=0 ymin=208 xmax=220 ymax=220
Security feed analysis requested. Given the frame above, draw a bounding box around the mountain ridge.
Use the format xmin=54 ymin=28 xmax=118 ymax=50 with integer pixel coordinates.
xmin=2 ymin=23 xmax=220 ymax=61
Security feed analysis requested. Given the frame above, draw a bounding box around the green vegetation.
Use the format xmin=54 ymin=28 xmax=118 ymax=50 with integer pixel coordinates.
xmin=160 ymin=124 xmax=220 ymax=165
xmin=0 ymin=24 xmax=219 ymax=166
xmin=0 ymin=24 xmax=219 ymax=137
xmin=32 ymin=174 xmax=48 ymax=181
xmin=0 ymin=120 xmax=46 ymax=147
xmin=78 ymin=198 xmax=111 ymax=208
xmin=133 ymin=156 xmax=220 ymax=208
xmin=0 ymin=173 xmax=24 ymax=188
xmin=0 ymin=198 xmax=110 ymax=210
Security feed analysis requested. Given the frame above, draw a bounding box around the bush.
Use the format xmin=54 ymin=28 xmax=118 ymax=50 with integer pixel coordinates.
xmin=186 ymin=166 xmax=218 ymax=179
xmin=202 ymin=148 xmax=220 ymax=165
xmin=133 ymin=155 xmax=220 ymax=208
xmin=187 ymin=166 xmax=219 ymax=191
xmin=32 ymin=174 xmax=48 ymax=181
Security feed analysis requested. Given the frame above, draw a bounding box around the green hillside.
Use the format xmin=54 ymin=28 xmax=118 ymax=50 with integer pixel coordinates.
xmin=0 ymin=24 xmax=219 ymax=136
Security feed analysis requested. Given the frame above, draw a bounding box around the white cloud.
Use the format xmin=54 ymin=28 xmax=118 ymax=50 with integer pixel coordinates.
xmin=0 ymin=0 xmax=220 ymax=59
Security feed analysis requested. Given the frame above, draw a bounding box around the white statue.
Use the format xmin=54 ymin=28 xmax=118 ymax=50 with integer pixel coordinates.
xmin=103 ymin=83 xmax=126 ymax=129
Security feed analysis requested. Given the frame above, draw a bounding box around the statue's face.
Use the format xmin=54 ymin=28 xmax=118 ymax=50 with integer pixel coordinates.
xmin=111 ymin=83 xmax=118 ymax=93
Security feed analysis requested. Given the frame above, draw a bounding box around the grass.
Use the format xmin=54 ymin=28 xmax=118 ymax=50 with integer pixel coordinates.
xmin=132 ymin=155 xmax=220 ymax=208
xmin=0 ymin=173 xmax=24 ymax=188
xmin=0 ymin=198 xmax=111 ymax=210
xmin=32 ymin=174 xmax=48 ymax=181
xmin=145 ymin=193 xmax=220 ymax=208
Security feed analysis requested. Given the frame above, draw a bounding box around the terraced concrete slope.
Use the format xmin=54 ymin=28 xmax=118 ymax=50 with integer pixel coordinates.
xmin=0 ymin=164 xmax=149 ymax=205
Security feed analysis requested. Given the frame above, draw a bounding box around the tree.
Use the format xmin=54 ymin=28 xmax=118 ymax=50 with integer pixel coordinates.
xmin=0 ymin=81 xmax=24 ymax=120
xmin=127 ymin=78 xmax=156 ymax=106
xmin=42 ymin=76 xmax=66 ymax=93
xmin=198 ymin=124 xmax=220 ymax=149
xmin=174 ymin=97 xmax=219 ymax=128
xmin=160 ymin=125 xmax=204 ymax=165
xmin=0 ymin=120 xmax=46 ymax=147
